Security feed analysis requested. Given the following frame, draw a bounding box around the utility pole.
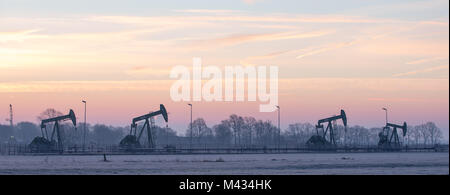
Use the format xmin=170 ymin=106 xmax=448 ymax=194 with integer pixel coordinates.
xmin=9 ymin=104 xmax=13 ymax=128
xmin=188 ymin=103 xmax=192 ymax=149
xmin=276 ymin=105 xmax=280 ymax=149
xmin=82 ymin=100 xmax=87 ymax=152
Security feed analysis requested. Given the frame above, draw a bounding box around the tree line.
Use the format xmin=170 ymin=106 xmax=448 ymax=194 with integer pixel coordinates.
xmin=0 ymin=108 xmax=445 ymax=147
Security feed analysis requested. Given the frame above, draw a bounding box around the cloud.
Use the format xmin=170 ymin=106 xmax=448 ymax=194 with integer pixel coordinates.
xmin=192 ymin=30 xmax=333 ymax=49
xmin=0 ymin=80 xmax=171 ymax=93
xmin=88 ymin=15 xmax=405 ymax=26
xmin=0 ymin=48 xmax=44 ymax=55
xmin=173 ymin=9 xmax=244 ymax=14
xmin=406 ymin=57 xmax=447 ymax=65
xmin=219 ymin=30 xmax=331 ymax=42
xmin=294 ymin=26 xmax=418 ymax=59
xmin=125 ymin=66 xmax=173 ymax=77
xmin=1 ymin=78 xmax=447 ymax=93
xmin=241 ymin=29 xmax=394 ymax=64
xmin=393 ymin=65 xmax=449 ymax=77
xmin=419 ymin=20 xmax=449 ymax=27
xmin=350 ymin=0 xmax=449 ymax=16
xmin=0 ymin=29 xmax=46 ymax=42
xmin=296 ymin=40 xmax=358 ymax=59
xmin=1 ymin=12 xmax=448 ymax=82
xmin=240 ymin=49 xmax=304 ymax=66
xmin=367 ymin=97 xmax=429 ymax=102
xmin=242 ymin=0 xmax=265 ymax=5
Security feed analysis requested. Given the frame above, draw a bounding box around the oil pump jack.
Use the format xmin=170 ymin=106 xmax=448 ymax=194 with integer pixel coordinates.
xmin=307 ymin=110 xmax=347 ymax=147
xmin=378 ymin=122 xmax=407 ymax=147
xmin=119 ymin=104 xmax=168 ymax=149
xmin=29 ymin=109 xmax=77 ymax=152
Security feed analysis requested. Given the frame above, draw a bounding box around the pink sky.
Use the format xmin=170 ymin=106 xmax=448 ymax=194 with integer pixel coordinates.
xmin=0 ymin=0 xmax=449 ymax=139
xmin=1 ymin=78 xmax=448 ymax=139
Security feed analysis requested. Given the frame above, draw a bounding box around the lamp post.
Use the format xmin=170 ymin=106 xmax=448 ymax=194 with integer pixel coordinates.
xmin=382 ymin=107 xmax=388 ymax=126
xmin=188 ymin=103 xmax=192 ymax=149
xmin=276 ymin=105 xmax=280 ymax=149
xmin=82 ymin=100 xmax=87 ymax=152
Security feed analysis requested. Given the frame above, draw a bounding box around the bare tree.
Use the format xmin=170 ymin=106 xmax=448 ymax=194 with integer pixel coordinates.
xmin=92 ymin=124 xmax=124 ymax=145
xmin=186 ymin=118 xmax=212 ymax=145
xmin=225 ymin=115 xmax=245 ymax=146
xmin=15 ymin=122 xmax=40 ymax=143
xmin=424 ymin=122 xmax=442 ymax=145
xmin=410 ymin=126 xmax=422 ymax=145
xmin=242 ymin=117 xmax=256 ymax=146
xmin=286 ymin=123 xmax=315 ymax=145
xmin=213 ymin=123 xmax=232 ymax=146
xmin=37 ymin=108 xmax=63 ymax=121
xmin=252 ymin=120 xmax=277 ymax=146
xmin=417 ymin=124 xmax=431 ymax=145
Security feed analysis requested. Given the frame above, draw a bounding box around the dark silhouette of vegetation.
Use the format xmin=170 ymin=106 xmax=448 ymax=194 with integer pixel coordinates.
xmin=0 ymin=109 xmax=445 ymax=148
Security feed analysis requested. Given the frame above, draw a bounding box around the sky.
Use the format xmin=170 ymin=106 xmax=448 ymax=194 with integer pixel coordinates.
xmin=0 ymin=0 xmax=448 ymax=139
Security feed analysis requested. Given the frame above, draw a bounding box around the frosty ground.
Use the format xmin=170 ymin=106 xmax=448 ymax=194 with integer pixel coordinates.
xmin=0 ymin=152 xmax=448 ymax=175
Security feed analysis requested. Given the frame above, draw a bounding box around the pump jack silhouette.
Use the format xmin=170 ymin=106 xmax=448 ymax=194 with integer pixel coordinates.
xmin=378 ymin=122 xmax=407 ymax=148
xmin=29 ymin=109 xmax=77 ymax=153
xmin=120 ymin=104 xmax=168 ymax=149
xmin=307 ymin=110 xmax=347 ymax=147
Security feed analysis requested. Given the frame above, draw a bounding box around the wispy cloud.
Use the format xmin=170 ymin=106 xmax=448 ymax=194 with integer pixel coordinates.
xmin=367 ymin=97 xmax=429 ymax=102
xmin=1 ymin=78 xmax=447 ymax=93
xmin=1 ymin=11 xmax=448 ymax=81
xmin=192 ymin=30 xmax=333 ymax=49
xmin=0 ymin=80 xmax=171 ymax=93
xmin=295 ymin=25 xmax=417 ymax=59
xmin=296 ymin=40 xmax=358 ymax=59
xmin=242 ymin=0 xmax=265 ymax=5
xmin=351 ymin=0 xmax=449 ymax=16
xmin=0 ymin=29 xmax=46 ymax=42
xmin=419 ymin=20 xmax=449 ymax=27
xmin=219 ymin=30 xmax=332 ymax=42
xmin=406 ymin=57 xmax=447 ymax=65
xmin=240 ymin=49 xmax=304 ymax=66
xmin=393 ymin=65 xmax=449 ymax=77
xmin=173 ymin=9 xmax=244 ymax=14
xmin=125 ymin=66 xmax=173 ymax=77
xmin=88 ymin=15 xmax=406 ymax=26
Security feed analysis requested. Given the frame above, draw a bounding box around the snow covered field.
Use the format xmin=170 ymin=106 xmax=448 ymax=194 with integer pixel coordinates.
xmin=0 ymin=152 xmax=448 ymax=175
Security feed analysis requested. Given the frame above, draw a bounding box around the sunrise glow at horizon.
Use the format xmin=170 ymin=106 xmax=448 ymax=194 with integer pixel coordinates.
xmin=0 ymin=0 xmax=448 ymax=139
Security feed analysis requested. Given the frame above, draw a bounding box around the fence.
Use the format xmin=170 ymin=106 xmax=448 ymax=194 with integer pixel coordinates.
xmin=1 ymin=143 xmax=448 ymax=156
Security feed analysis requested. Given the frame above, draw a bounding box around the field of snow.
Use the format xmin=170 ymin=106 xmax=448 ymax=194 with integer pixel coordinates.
xmin=0 ymin=152 xmax=448 ymax=175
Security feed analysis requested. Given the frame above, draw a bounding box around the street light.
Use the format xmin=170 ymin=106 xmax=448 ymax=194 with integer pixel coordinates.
xmin=188 ymin=103 xmax=192 ymax=149
xmin=276 ymin=105 xmax=280 ymax=149
xmin=82 ymin=100 xmax=87 ymax=151
xmin=382 ymin=107 xmax=388 ymax=126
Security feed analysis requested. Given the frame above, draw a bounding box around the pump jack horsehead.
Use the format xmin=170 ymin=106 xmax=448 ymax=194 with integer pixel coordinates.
xmin=120 ymin=104 xmax=169 ymax=149
xmin=30 ymin=109 xmax=77 ymax=153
